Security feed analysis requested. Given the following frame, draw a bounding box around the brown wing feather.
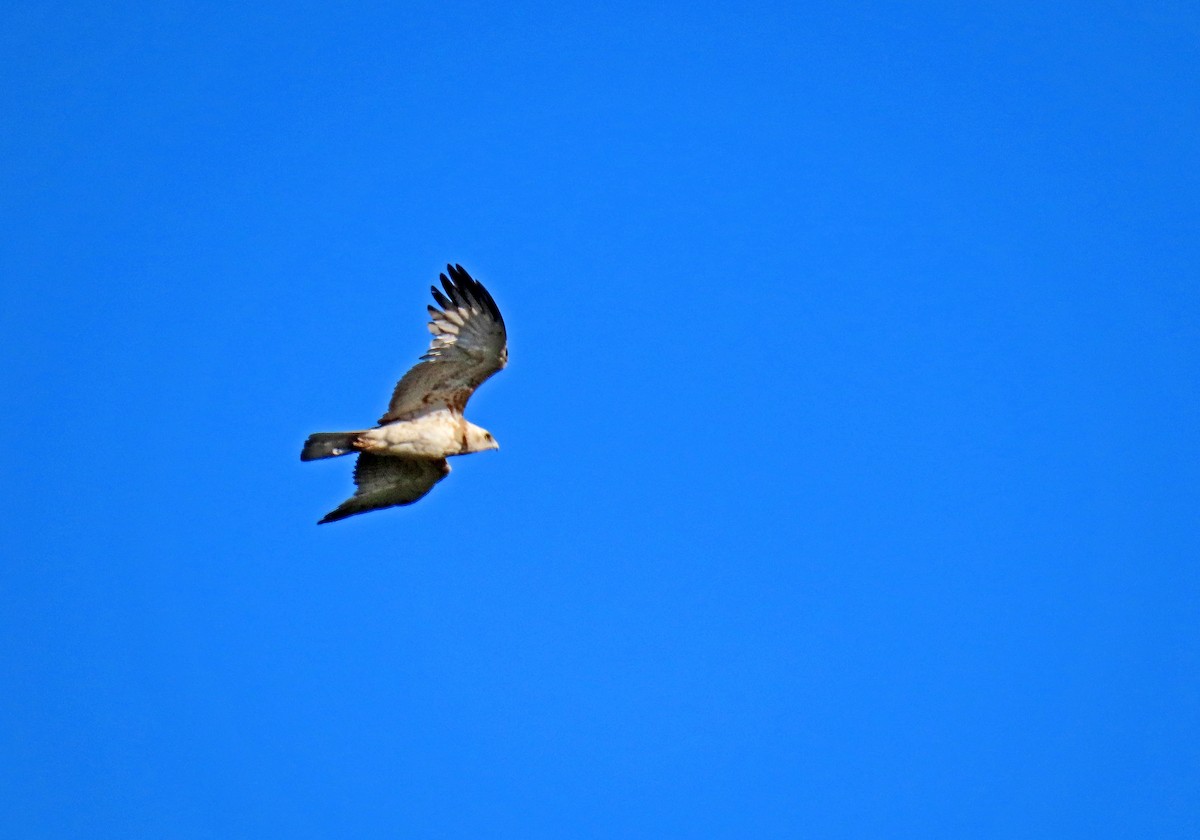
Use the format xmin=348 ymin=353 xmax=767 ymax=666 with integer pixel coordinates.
xmin=379 ymin=264 xmax=508 ymax=423
xmin=318 ymin=455 xmax=450 ymax=524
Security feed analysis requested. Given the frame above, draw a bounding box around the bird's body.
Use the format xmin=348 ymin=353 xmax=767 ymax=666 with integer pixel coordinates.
xmin=301 ymin=264 xmax=507 ymax=524
xmin=358 ymin=409 xmax=494 ymax=459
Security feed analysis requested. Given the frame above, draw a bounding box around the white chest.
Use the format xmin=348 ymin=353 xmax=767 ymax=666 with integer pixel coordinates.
xmin=361 ymin=411 xmax=466 ymax=458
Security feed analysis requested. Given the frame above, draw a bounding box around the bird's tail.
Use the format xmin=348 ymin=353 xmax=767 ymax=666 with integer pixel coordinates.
xmin=301 ymin=431 xmax=362 ymax=461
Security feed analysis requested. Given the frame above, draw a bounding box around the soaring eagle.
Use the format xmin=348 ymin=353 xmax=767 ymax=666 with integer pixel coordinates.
xmin=301 ymin=264 xmax=507 ymax=523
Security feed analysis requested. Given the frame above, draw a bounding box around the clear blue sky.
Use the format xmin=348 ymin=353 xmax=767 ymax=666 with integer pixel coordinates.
xmin=2 ymin=1 xmax=1197 ymax=836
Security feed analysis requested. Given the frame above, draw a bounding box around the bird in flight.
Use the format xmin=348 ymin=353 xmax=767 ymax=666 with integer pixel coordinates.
xmin=301 ymin=264 xmax=507 ymax=523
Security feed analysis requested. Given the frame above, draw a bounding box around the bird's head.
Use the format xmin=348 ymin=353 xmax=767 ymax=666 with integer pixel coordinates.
xmin=465 ymin=423 xmax=500 ymax=453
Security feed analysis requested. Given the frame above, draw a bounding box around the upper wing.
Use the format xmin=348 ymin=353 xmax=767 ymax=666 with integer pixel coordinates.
xmin=318 ymin=454 xmax=450 ymax=524
xmin=379 ymin=264 xmax=507 ymax=423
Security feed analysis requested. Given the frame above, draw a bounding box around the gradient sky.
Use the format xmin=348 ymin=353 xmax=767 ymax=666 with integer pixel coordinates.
xmin=3 ymin=1 xmax=1198 ymax=837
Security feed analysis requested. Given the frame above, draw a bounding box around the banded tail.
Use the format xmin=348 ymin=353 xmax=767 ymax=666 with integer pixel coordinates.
xmin=301 ymin=432 xmax=362 ymax=461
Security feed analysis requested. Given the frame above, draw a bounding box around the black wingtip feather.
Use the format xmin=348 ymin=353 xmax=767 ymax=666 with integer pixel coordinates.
xmin=318 ymin=502 xmax=367 ymax=524
xmin=428 ymin=263 xmax=505 ymax=330
xmin=440 ymin=274 xmax=459 ymax=303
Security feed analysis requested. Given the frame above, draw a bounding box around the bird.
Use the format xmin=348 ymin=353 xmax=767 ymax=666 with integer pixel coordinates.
xmin=301 ymin=264 xmax=507 ymax=523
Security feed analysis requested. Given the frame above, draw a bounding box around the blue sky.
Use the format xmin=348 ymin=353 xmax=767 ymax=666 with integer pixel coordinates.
xmin=2 ymin=1 xmax=1198 ymax=836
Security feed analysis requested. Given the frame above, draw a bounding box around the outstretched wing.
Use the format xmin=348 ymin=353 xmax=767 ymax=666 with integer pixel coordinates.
xmin=379 ymin=264 xmax=507 ymax=423
xmin=318 ymin=454 xmax=450 ymax=524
